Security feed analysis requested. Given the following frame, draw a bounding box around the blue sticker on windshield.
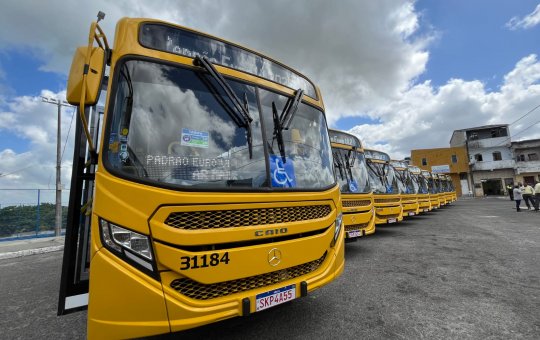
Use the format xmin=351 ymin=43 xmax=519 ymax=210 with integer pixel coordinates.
xmin=386 ymin=185 xmax=393 ymax=193
xmin=270 ymin=155 xmax=296 ymax=188
xmin=348 ymin=179 xmax=359 ymax=193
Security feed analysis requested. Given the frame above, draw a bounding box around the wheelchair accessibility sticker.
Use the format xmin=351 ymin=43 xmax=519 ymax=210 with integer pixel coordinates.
xmin=348 ymin=179 xmax=359 ymax=193
xmin=270 ymin=155 xmax=296 ymax=188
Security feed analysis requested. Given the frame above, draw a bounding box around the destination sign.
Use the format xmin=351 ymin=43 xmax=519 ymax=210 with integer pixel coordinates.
xmin=329 ymin=130 xmax=361 ymax=148
xmin=421 ymin=170 xmax=432 ymax=177
xmin=408 ymin=165 xmax=421 ymax=174
xmin=390 ymin=160 xmax=408 ymax=169
xmin=139 ymin=23 xmax=317 ymax=99
xmin=364 ymin=149 xmax=390 ymax=162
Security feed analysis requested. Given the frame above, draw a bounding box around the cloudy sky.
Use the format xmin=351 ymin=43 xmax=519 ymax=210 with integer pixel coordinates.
xmin=1 ymin=0 xmax=540 ymax=204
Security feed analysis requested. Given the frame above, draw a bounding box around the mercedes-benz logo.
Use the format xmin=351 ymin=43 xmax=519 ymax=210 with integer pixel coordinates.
xmin=267 ymin=248 xmax=282 ymax=266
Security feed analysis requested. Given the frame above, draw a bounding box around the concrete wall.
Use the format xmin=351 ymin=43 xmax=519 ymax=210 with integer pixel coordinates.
xmin=411 ymin=146 xmax=469 ymax=174
xmin=410 ymin=146 xmax=469 ymax=196
xmin=471 ymin=169 xmax=515 ymax=196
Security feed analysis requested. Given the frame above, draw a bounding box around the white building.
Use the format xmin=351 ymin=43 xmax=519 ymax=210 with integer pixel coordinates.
xmin=512 ymin=139 xmax=540 ymax=186
xmin=450 ymin=124 xmax=515 ymax=196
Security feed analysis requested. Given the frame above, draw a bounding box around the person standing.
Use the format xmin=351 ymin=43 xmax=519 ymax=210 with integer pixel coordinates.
xmin=534 ymin=181 xmax=540 ymax=212
xmin=507 ymin=184 xmax=514 ymax=200
xmin=513 ymin=185 xmax=523 ymax=212
xmin=522 ymin=183 xmax=535 ymax=210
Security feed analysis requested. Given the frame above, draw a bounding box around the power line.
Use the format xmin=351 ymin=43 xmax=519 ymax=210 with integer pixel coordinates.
xmin=507 ymin=118 xmax=540 ymax=141
xmin=61 ymin=107 xmax=76 ymax=162
xmin=0 ymin=165 xmax=34 ymax=178
xmin=509 ymin=103 xmax=540 ymax=126
xmin=496 ymin=102 xmax=540 ymax=146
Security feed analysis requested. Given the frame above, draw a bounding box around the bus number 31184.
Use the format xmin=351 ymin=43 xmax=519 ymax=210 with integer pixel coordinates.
xmin=180 ymin=252 xmax=231 ymax=270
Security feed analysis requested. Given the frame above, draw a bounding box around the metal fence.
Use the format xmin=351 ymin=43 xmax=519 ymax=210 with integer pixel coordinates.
xmin=0 ymin=189 xmax=69 ymax=241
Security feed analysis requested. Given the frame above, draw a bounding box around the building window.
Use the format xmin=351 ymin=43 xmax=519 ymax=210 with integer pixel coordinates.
xmin=451 ymin=154 xmax=458 ymax=163
xmin=469 ymin=132 xmax=478 ymax=140
xmin=528 ymin=153 xmax=538 ymax=161
xmin=422 ymin=158 xmax=427 ymax=166
xmin=491 ymin=128 xmax=507 ymax=138
xmin=492 ymin=151 xmax=502 ymax=161
xmin=474 ymin=154 xmax=483 ymax=162
xmin=517 ymin=154 xmax=525 ymax=162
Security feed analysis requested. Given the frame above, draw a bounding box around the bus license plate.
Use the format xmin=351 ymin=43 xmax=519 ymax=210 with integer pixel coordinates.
xmin=423 ymin=209 xmax=430 ymax=212
xmin=408 ymin=212 xmax=415 ymax=216
xmin=348 ymin=230 xmax=361 ymax=238
xmin=256 ymin=284 xmax=296 ymax=312
xmin=388 ymin=218 xmax=397 ymax=223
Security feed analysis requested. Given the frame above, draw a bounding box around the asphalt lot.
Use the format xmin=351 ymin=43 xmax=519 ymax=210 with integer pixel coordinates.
xmin=1 ymin=197 xmax=539 ymax=339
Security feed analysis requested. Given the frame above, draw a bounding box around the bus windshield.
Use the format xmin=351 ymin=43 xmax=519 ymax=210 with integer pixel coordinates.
xmin=332 ymin=148 xmax=371 ymax=194
xmin=105 ymin=59 xmax=334 ymax=190
xmin=395 ymin=169 xmax=415 ymax=194
xmin=366 ymin=161 xmax=399 ymax=194
xmin=412 ymin=174 xmax=428 ymax=194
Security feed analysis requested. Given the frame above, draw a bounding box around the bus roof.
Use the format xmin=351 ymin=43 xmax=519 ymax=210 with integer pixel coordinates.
xmin=134 ymin=18 xmax=318 ymax=99
xmin=328 ymin=129 xmax=362 ymax=149
xmin=390 ymin=160 xmax=408 ymax=169
xmin=364 ymin=148 xmax=390 ymax=162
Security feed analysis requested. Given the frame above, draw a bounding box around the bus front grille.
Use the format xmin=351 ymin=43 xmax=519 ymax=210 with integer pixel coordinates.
xmin=165 ymin=205 xmax=332 ymax=230
xmin=170 ymin=252 xmax=327 ymax=300
xmin=342 ymin=200 xmax=371 ymax=208
xmin=374 ymin=198 xmax=400 ymax=204
xmin=345 ymin=223 xmax=368 ymax=232
xmin=376 ymin=213 xmax=400 ymax=219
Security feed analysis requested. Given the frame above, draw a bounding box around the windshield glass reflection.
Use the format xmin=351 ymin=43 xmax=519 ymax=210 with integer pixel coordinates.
xmin=104 ymin=59 xmax=334 ymax=191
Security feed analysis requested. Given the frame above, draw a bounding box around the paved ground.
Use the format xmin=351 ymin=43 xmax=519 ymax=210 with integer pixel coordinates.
xmin=1 ymin=197 xmax=539 ymax=339
xmin=0 ymin=236 xmax=64 ymax=259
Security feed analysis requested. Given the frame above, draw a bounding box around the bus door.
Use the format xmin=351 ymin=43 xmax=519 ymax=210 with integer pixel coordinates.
xmin=58 ymin=103 xmax=103 ymax=315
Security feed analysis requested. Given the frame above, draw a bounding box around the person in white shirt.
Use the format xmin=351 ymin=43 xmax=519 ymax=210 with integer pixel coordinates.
xmin=513 ymin=184 xmax=523 ymax=212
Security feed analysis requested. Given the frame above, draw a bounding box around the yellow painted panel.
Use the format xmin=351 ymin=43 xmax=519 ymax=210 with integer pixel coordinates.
xmin=87 ymin=250 xmax=169 ymax=339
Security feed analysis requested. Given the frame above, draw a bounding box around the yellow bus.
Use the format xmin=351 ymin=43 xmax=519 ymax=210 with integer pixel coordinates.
xmin=364 ymin=149 xmax=403 ymax=224
xmin=446 ymin=175 xmax=457 ymax=201
xmin=391 ymin=160 xmax=419 ymax=217
xmin=408 ymin=165 xmax=431 ymax=213
xmin=438 ymin=174 xmax=452 ymax=205
xmin=329 ymin=130 xmax=375 ymax=239
xmin=422 ymin=170 xmax=441 ymax=210
xmin=433 ymin=173 xmax=450 ymax=206
xmin=58 ymin=14 xmax=345 ymax=339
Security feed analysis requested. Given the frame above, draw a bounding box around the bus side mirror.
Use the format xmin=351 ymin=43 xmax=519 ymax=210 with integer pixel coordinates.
xmin=66 ymin=46 xmax=105 ymax=105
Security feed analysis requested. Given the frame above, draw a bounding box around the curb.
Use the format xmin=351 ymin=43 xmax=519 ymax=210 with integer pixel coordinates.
xmin=0 ymin=245 xmax=64 ymax=260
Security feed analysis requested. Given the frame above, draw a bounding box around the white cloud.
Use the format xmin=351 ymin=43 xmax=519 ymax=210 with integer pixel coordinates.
xmin=0 ymin=0 xmax=431 ymax=124
xmin=349 ymin=54 xmax=540 ymax=159
xmin=0 ymin=90 xmax=75 ymax=205
xmin=0 ymin=0 xmax=539 ymax=197
xmin=506 ymin=4 xmax=540 ymax=30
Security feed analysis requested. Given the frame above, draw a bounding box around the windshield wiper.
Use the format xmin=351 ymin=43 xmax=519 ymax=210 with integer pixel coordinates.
xmin=332 ymin=151 xmax=347 ymax=181
xmin=346 ymin=149 xmax=356 ymax=168
xmin=194 ymin=55 xmax=253 ymax=158
xmin=366 ymin=160 xmax=384 ymax=184
xmin=271 ymin=88 xmax=304 ymax=163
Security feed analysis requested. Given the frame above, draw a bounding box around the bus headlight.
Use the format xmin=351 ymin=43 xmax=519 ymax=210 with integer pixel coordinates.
xmin=330 ymin=213 xmax=343 ymax=247
xmin=100 ymin=219 xmax=155 ymax=273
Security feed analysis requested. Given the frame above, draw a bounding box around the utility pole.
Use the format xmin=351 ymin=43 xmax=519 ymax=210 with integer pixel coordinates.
xmin=41 ymin=97 xmax=72 ymax=237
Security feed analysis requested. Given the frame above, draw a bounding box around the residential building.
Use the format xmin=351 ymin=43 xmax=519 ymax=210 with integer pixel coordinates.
xmin=410 ymin=146 xmax=469 ymax=196
xmin=512 ymin=139 xmax=540 ymax=185
xmin=450 ymin=124 xmax=514 ymax=196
